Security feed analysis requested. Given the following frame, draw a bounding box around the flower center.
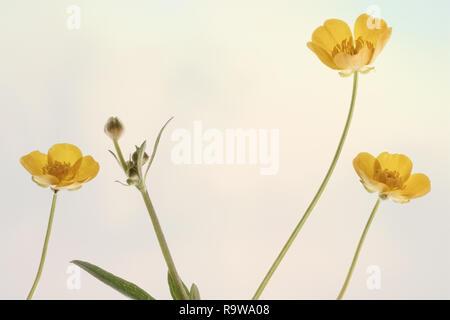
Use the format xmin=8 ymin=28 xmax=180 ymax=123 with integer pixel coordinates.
xmin=331 ymin=37 xmax=374 ymax=57
xmin=376 ymin=168 xmax=404 ymax=190
xmin=43 ymin=161 xmax=71 ymax=180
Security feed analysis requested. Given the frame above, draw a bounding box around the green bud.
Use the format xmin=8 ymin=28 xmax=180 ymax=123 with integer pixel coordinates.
xmin=132 ymin=149 xmax=149 ymax=165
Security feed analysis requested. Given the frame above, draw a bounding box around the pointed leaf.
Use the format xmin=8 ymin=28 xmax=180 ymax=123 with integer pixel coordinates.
xmin=167 ymin=271 xmax=190 ymax=300
xmin=108 ymin=150 xmax=121 ymax=167
xmin=145 ymin=117 xmax=174 ymax=179
xmin=136 ymin=140 xmax=147 ymax=175
xmin=189 ymin=283 xmax=200 ymax=300
xmin=167 ymin=272 xmax=179 ymax=300
xmin=71 ymin=260 xmax=155 ymax=300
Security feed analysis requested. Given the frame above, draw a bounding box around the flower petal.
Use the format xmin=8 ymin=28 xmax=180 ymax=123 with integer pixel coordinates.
xmin=354 ymin=14 xmax=390 ymax=50
xmin=20 ymin=151 xmax=48 ymax=176
xmin=75 ymin=156 xmax=100 ymax=183
xmin=353 ymin=152 xmax=387 ymax=193
xmin=307 ymin=41 xmax=339 ymax=70
xmin=66 ymin=183 xmax=82 ymax=191
xmin=389 ymin=173 xmax=431 ymax=203
xmin=376 ymin=152 xmax=412 ymax=182
xmin=55 ymin=182 xmax=83 ymax=191
xmin=333 ymin=46 xmax=372 ymax=71
xmin=311 ymin=19 xmax=353 ymax=53
xmin=48 ymin=143 xmax=82 ymax=166
xmin=31 ymin=175 xmax=58 ymax=188
xmin=369 ymin=27 xmax=392 ymax=64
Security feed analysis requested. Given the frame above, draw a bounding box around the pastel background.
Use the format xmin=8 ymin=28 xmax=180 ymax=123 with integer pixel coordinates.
xmin=1 ymin=0 xmax=449 ymax=299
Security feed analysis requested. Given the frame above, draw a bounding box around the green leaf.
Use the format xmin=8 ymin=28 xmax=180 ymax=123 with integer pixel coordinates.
xmin=108 ymin=150 xmax=121 ymax=167
xmin=136 ymin=141 xmax=147 ymax=170
xmin=189 ymin=283 xmax=201 ymax=300
xmin=167 ymin=271 xmax=190 ymax=300
xmin=71 ymin=260 xmax=155 ymax=300
xmin=145 ymin=117 xmax=174 ymax=179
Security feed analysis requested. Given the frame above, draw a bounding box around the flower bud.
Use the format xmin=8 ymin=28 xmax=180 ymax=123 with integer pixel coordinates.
xmin=126 ymin=166 xmax=140 ymax=186
xmin=104 ymin=117 xmax=124 ymax=140
xmin=132 ymin=149 xmax=149 ymax=165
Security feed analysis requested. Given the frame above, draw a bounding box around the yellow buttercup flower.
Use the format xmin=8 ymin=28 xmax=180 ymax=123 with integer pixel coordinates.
xmin=20 ymin=143 xmax=99 ymax=191
xmin=307 ymin=13 xmax=392 ymax=77
xmin=353 ymin=152 xmax=430 ymax=203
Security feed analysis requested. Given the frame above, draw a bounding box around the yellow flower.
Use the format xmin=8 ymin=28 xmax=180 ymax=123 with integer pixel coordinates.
xmin=353 ymin=152 xmax=430 ymax=203
xmin=20 ymin=143 xmax=99 ymax=191
xmin=307 ymin=14 xmax=392 ymax=77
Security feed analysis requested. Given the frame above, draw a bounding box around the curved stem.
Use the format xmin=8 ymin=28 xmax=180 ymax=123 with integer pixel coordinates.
xmin=140 ymin=189 xmax=189 ymax=300
xmin=337 ymin=198 xmax=381 ymax=300
xmin=27 ymin=191 xmax=58 ymax=300
xmin=252 ymin=72 xmax=359 ymax=300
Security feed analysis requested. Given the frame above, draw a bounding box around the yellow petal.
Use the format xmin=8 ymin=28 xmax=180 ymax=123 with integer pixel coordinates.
xmin=31 ymin=175 xmax=59 ymax=188
xmin=307 ymin=42 xmax=339 ymax=70
xmin=312 ymin=19 xmax=353 ymax=53
xmin=376 ymin=152 xmax=412 ymax=182
xmin=333 ymin=46 xmax=372 ymax=71
xmin=353 ymin=152 xmax=377 ymax=179
xmin=354 ymin=14 xmax=390 ymax=49
xmin=20 ymin=151 xmax=48 ymax=176
xmin=48 ymin=143 xmax=82 ymax=166
xmin=389 ymin=173 xmax=431 ymax=203
xmin=67 ymin=157 xmax=83 ymax=180
xmin=353 ymin=152 xmax=387 ymax=193
xmin=32 ymin=174 xmax=59 ymax=187
xmin=369 ymin=27 xmax=392 ymax=64
xmin=75 ymin=156 xmax=100 ymax=183
xmin=66 ymin=183 xmax=82 ymax=191
xmin=55 ymin=182 xmax=83 ymax=191
xmin=54 ymin=178 xmax=77 ymax=188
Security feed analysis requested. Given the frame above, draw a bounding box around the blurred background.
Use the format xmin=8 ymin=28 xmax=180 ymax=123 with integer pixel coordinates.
xmin=0 ymin=0 xmax=449 ymax=299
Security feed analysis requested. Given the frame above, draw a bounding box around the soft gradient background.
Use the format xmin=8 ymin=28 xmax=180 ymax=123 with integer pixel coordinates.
xmin=1 ymin=0 xmax=449 ymax=299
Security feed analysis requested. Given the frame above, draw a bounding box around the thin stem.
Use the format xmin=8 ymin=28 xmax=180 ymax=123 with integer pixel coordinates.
xmin=113 ymin=138 xmax=127 ymax=172
xmin=140 ymin=189 xmax=189 ymax=300
xmin=337 ymin=198 xmax=381 ymax=300
xmin=252 ymin=72 xmax=359 ymax=300
xmin=112 ymin=137 xmax=187 ymax=299
xmin=27 ymin=191 xmax=58 ymax=300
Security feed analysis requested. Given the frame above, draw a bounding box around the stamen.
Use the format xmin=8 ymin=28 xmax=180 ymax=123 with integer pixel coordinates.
xmin=331 ymin=37 xmax=374 ymax=57
xmin=375 ymin=168 xmax=404 ymax=190
xmin=43 ymin=161 xmax=71 ymax=179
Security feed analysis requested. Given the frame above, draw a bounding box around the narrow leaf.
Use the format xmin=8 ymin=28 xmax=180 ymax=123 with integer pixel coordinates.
xmin=114 ymin=180 xmax=130 ymax=187
xmin=189 ymin=283 xmax=201 ymax=300
xmin=167 ymin=272 xmax=180 ymax=300
xmin=167 ymin=271 xmax=190 ymax=300
xmin=108 ymin=150 xmax=121 ymax=167
xmin=71 ymin=260 xmax=155 ymax=300
xmin=136 ymin=140 xmax=147 ymax=177
xmin=145 ymin=117 xmax=174 ymax=179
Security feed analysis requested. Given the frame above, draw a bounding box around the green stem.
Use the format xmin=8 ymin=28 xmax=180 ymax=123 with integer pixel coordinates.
xmin=337 ymin=198 xmax=381 ymax=300
xmin=112 ymin=138 xmax=186 ymax=298
xmin=113 ymin=139 xmax=127 ymax=172
xmin=27 ymin=191 xmax=58 ymax=300
xmin=140 ymin=189 xmax=189 ymax=300
xmin=252 ymin=72 xmax=359 ymax=300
